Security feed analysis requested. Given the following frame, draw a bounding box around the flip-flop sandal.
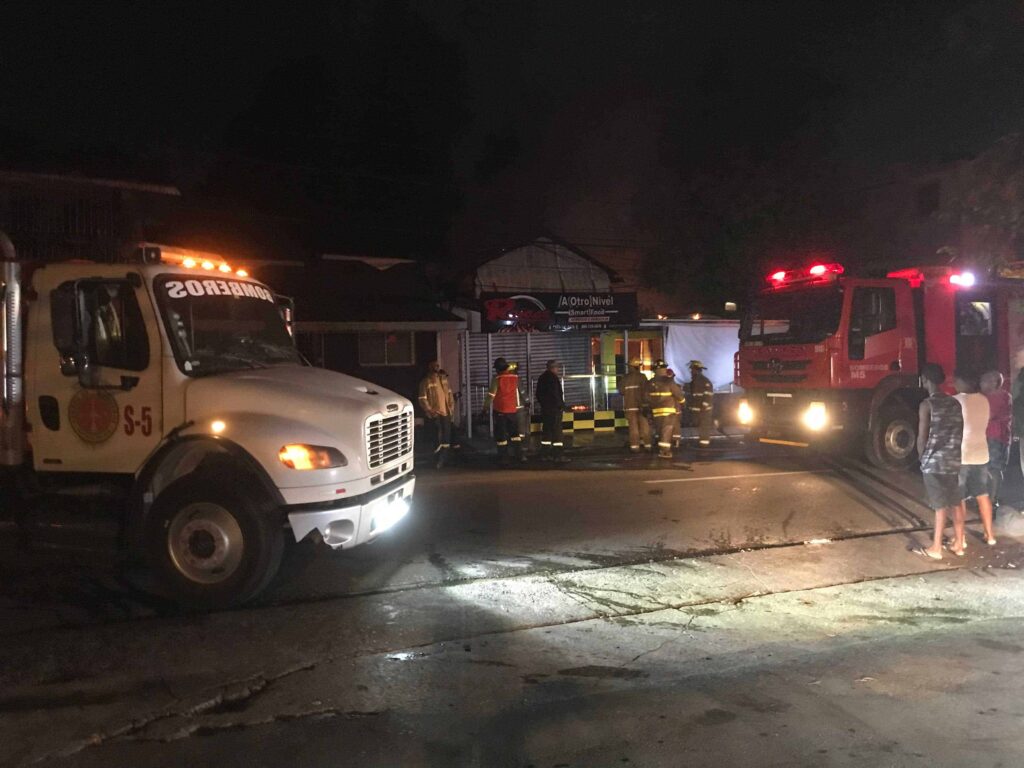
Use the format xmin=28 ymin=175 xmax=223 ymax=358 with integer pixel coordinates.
xmin=987 ymin=538 xmax=997 ymax=546
xmin=913 ymin=547 xmax=943 ymax=561
xmin=945 ymin=544 xmax=965 ymax=557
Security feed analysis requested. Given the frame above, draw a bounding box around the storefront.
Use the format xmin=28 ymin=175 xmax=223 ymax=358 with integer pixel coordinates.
xmin=460 ymin=237 xmax=641 ymax=434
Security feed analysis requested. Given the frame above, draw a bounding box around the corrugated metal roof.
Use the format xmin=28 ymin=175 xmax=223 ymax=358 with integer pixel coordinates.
xmin=473 ymin=237 xmax=614 ymax=295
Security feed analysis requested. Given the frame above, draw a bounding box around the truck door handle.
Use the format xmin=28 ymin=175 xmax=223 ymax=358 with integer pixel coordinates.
xmin=890 ymin=361 xmax=901 ymax=371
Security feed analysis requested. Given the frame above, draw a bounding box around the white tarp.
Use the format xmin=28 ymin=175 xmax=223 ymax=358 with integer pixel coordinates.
xmin=663 ymin=321 xmax=741 ymax=392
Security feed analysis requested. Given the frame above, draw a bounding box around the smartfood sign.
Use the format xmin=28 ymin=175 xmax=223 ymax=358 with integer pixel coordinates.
xmin=481 ymin=292 xmax=637 ymax=332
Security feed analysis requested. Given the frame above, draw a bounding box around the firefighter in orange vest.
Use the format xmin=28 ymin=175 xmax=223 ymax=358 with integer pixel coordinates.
xmin=484 ymin=357 xmax=526 ymax=464
xmin=648 ymin=360 xmax=686 ymax=458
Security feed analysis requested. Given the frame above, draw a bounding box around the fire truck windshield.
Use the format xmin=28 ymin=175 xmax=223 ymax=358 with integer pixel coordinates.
xmin=154 ymin=274 xmax=300 ymax=376
xmin=740 ymin=285 xmax=844 ymax=345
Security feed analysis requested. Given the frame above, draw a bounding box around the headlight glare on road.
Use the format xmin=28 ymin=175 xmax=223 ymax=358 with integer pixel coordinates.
xmin=278 ymin=444 xmax=347 ymax=470
xmin=802 ymin=402 xmax=828 ymax=431
xmin=738 ymin=400 xmax=755 ymax=425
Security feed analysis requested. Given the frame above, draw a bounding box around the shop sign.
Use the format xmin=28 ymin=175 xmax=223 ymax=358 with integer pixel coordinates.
xmin=481 ymin=292 xmax=637 ymax=332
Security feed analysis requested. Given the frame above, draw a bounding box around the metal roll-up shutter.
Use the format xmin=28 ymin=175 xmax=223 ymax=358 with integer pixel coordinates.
xmin=525 ymin=332 xmax=592 ymax=411
xmin=468 ymin=333 xmax=529 ymax=412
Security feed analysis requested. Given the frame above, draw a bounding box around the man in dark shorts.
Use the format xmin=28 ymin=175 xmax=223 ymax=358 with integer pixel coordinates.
xmin=981 ymin=370 xmax=1011 ymax=507
xmin=916 ymin=363 xmax=964 ymax=560
xmin=954 ymin=369 xmax=995 ymax=548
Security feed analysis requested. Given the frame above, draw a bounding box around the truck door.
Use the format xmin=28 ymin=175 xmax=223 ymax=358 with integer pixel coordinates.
xmin=31 ymin=275 xmax=163 ymax=474
xmin=955 ymin=292 xmax=997 ymax=375
xmin=846 ymin=284 xmax=905 ymax=387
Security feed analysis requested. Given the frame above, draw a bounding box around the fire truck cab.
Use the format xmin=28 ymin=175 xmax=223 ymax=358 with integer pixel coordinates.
xmin=0 ymin=237 xmax=415 ymax=607
xmin=736 ymin=261 xmax=1024 ymax=469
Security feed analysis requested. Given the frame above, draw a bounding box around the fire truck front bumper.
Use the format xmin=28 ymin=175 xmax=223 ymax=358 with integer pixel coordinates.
xmin=284 ymin=475 xmax=415 ymax=549
xmin=740 ymin=391 xmax=856 ymax=447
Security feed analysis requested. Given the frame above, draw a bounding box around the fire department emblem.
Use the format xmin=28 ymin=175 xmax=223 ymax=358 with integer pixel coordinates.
xmin=68 ymin=390 xmax=120 ymax=444
xmin=767 ymin=358 xmax=784 ymax=375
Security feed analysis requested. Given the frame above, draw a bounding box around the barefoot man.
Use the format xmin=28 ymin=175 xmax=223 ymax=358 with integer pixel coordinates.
xmin=917 ymin=363 xmax=964 ymax=560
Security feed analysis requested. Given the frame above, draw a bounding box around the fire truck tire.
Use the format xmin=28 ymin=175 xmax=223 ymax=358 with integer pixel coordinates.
xmin=145 ymin=473 xmax=284 ymax=609
xmin=865 ymin=402 xmax=918 ymax=470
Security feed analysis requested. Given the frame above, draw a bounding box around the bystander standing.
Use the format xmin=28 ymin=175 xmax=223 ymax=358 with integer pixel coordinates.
xmin=954 ymin=370 xmax=996 ymax=550
xmin=981 ymin=370 xmax=1011 ymax=507
xmin=915 ymin=363 xmax=963 ymax=560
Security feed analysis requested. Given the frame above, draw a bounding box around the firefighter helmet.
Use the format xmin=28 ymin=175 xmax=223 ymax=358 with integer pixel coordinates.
xmin=688 ymin=359 xmax=707 ymax=370
xmin=629 ymin=357 xmax=643 ymax=369
xmin=653 ymin=359 xmax=669 ymax=372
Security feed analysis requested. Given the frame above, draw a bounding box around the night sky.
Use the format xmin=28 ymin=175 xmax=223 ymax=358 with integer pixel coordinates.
xmin=2 ymin=1 xmax=1023 ymax=294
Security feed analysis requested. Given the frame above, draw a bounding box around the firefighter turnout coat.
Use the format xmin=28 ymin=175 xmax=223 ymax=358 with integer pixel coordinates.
xmin=619 ymin=369 xmax=649 ymax=412
xmin=648 ymin=373 xmax=686 ymax=418
xmin=418 ymin=372 xmax=454 ymax=418
xmin=688 ymin=371 xmax=713 ymax=418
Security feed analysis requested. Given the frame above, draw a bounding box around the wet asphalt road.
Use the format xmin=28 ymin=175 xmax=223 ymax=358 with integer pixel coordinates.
xmin=0 ymin=441 xmax=933 ymax=634
xmin=5 ymin=441 xmax=1024 ymax=767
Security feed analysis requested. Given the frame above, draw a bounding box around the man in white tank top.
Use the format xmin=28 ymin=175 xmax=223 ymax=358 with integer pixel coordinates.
xmin=953 ymin=370 xmax=996 ymax=551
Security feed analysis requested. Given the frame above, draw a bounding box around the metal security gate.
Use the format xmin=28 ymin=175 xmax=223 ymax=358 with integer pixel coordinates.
xmin=467 ymin=332 xmax=592 ymax=414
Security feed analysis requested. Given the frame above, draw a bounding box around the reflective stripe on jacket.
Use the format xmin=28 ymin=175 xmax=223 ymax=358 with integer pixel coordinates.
xmin=648 ymin=375 xmax=685 ymax=417
xmin=619 ymin=370 xmax=649 ymax=410
xmin=418 ymin=373 xmax=454 ymax=417
xmin=688 ymin=372 xmax=713 ymax=412
xmin=487 ymin=372 xmax=522 ymax=414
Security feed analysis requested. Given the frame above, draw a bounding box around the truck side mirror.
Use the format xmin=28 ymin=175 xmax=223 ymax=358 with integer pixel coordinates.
xmin=50 ymin=285 xmax=81 ymax=376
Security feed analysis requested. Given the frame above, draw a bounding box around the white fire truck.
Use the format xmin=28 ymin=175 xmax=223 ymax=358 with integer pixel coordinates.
xmin=0 ymin=237 xmax=414 ymax=607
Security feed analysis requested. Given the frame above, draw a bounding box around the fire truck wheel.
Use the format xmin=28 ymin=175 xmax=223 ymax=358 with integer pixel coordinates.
xmin=866 ymin=403 xmax=918 ymax=470
xmin=146 ymin=473 xmax=284 ymax=609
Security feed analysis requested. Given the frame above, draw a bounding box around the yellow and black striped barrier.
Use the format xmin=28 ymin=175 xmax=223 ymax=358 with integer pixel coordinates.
xmin=530 ymin=410 xmax=629 ymax=433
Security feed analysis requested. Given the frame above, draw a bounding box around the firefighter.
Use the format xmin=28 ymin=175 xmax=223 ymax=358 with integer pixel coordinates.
xmin=688 ymin=360 xmax=714 ymax=448
xmin=535 ymin=359 xmax=569 ymax=462
xmin=648 ymin=360 xmax=686 ymax=458
xmin=619 ymin=357 xmax=651 ymax=453
xmin=484 ymin=357 xmax=526 ymax=464
xmin=418 ymin=360 xmax=455 ymax=468
xmin=663 ymin=367 xmax=682 ymax=447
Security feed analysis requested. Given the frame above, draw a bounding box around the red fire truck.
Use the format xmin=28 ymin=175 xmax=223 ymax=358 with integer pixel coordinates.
xmin=735 ymin=261 xmax=1024 ymax=469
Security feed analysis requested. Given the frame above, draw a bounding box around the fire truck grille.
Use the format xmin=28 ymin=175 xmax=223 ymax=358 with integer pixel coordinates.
xmin=366 ymin=411 xmax=413 ymax=469
xmin=751 ymin=358 xmax=811 ymax=383
xmin=753 ymin=374 xmax=809 ymax=383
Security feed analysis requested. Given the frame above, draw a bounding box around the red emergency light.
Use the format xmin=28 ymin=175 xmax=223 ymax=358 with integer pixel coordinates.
xmin=887 ymin=268 xmax=924 ymax=288
xmin=766 ymin=262 xmax=843 ymax=287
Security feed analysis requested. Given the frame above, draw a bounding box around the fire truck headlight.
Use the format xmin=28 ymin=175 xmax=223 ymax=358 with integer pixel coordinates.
xmin=802 ymin=402 xmax=828 ymax=431
xmin=279 ymin=444 xmax=347 ymax=470
xmin=738 ymin=400 xmax=755 ymax=425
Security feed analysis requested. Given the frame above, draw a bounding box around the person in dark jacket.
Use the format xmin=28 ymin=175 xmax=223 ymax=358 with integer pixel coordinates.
xmin=535 ymin=359 xmax=568 ymax=462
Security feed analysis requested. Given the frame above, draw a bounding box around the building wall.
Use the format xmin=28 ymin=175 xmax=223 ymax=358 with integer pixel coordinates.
xmin=846 ymin=134 xmax=1024 ymax=272
xmin=298 ymin=330 xmax=437 ymax=406
xmin=0 ymin=174 xmax=179 ymax=262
